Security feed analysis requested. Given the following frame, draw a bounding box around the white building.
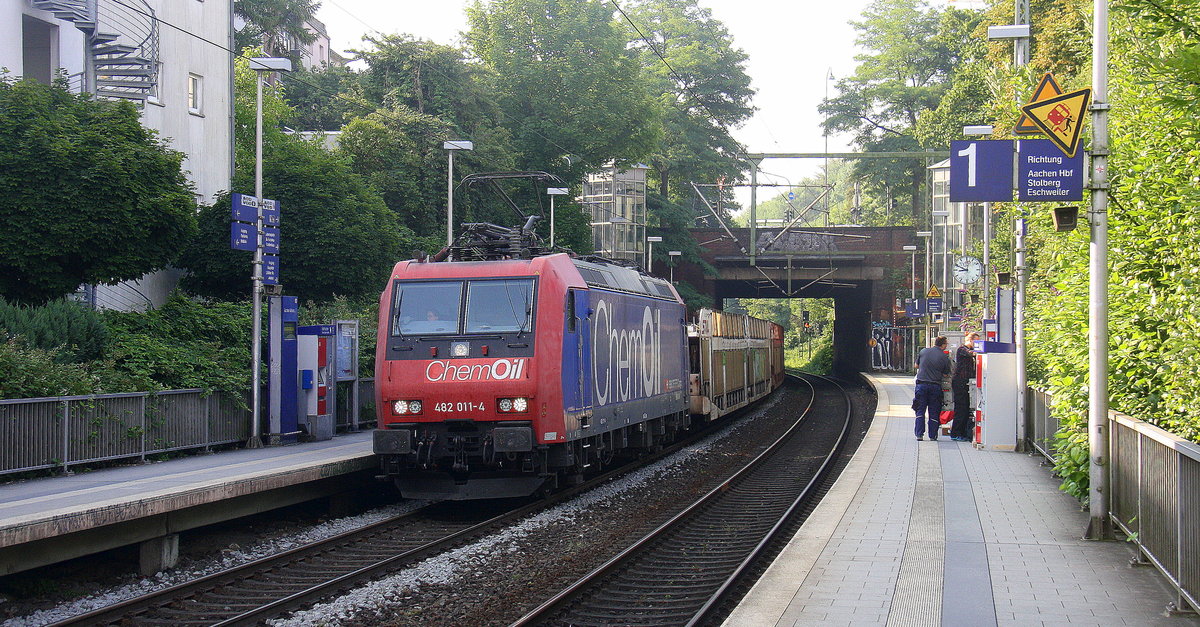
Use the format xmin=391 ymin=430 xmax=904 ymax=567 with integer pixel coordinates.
xmin=2 ymin=0 xmax=234 ymax=309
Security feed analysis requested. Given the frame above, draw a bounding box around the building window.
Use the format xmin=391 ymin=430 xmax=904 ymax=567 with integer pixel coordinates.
xmin=188 ymin=73 xmax=203 ymax=115
xmin=146 ymin=62 xmax=163 ymax=106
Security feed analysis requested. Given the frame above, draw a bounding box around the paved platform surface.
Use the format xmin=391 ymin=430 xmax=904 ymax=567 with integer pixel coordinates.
xmin=726 ymin=373 xmax=1198 ymax=627
xmin=0 ymin=432 xmax=374 ymax=551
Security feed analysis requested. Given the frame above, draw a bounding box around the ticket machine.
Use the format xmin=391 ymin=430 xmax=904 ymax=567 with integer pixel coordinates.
xmin=975 ymin=288 xmax=1019 ymax=450
xmin=298 ymin=325 xmax=335 ymax=440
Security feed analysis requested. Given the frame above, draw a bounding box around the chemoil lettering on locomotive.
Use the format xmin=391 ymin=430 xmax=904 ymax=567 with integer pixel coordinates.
xmin=591 ymin=299 xmax=662 ymax=406
xmin=425 ymin=358 xmax=527 ymax=382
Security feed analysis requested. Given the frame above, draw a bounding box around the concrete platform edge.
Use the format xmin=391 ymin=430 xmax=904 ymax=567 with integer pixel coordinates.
xmin=722 ymin=373 xmax=889 ymax=626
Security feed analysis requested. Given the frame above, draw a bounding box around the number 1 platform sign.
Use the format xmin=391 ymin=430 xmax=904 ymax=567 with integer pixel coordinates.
xmin=950 ymin=139 xmax=1014 ymax=203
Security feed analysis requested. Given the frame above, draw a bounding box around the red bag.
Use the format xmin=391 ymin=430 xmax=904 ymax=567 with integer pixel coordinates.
xmin=939 ymin=409 xmax=954 ymax=425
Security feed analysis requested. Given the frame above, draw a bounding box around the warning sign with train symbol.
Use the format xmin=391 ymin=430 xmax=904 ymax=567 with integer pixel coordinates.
xmin=1017 ymin=73 xmax=1092 ymax=158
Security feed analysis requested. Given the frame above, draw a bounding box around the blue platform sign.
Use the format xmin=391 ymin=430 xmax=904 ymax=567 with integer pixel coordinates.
xmin=950 ymin=139 xmax=1014 ymax=202
xmin=1017 ymin=139 xmax=1083 ymax=201
xmin=263 ymin=254 xmax=279 ymax=285
xmin=263 ymin=226 xmax=280 ymax=254
xmin=230 ymin=222 xmax=255 ymax=251
xmin=231 ymin=194 xmax=280 ymax=224
xmin=261 ymin=198 xmax=280 ymax=225
xmin=905 ymin=298 xmax=926 ymax=317
xmin=928 ymin=297 xmax=943 ymax=314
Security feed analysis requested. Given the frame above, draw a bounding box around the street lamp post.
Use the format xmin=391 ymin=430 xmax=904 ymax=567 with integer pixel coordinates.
xmin=668 ymin=250 xmax=681 ymax=283
xmin=646 ymin=236 xmax=663 ymax=273
xmin=916 ymin=231 xmax=932 ymax=297
xmin=247 ymin=57 xmax=292 ymax=449
xmin=444 ymin=140 xmax=474 ymax=248
xmin=903 ymin=245 xmax=918 ymax=301
xmin=547 ymin=187 xmax=568 ymax=248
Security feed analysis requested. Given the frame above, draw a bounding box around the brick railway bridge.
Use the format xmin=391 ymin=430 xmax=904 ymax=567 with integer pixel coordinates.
xmin=668 ymin=226 xmax=923 ymax=375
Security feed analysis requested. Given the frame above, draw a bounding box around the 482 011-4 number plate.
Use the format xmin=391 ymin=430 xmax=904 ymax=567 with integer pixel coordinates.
xmin=433 ymin=401 xmax=487 ymax=413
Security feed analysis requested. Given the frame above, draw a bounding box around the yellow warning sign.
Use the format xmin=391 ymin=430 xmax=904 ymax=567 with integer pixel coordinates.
xmin=1014 ymin=73 xmax=1063 ymax=135
xmin=1020 ymin=88 xmax=1092 ymax=158
xmin=926 ymin=285 xmax=941 ymax=299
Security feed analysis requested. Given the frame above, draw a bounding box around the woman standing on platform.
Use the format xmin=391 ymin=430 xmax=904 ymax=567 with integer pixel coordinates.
xmin=951 ymin=332 xmax=979 ymax=442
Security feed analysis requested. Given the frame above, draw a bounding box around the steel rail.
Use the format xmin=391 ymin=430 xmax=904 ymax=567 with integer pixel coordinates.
xmin=510 ymin=373 xmax=850 ymax=626
xmin=49 ymin=396 xmax=775 ymax=627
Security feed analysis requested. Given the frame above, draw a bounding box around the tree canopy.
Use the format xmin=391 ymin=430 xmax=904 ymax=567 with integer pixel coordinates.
xmin=0 ymin=78 xmax=196 ymax=304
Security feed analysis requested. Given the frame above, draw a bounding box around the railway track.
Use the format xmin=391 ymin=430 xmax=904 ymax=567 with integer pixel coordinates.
xmin=510 ymin=373 xmax=856 ymax=627
xmin=48 ymin=384 xmax=810 ymax=627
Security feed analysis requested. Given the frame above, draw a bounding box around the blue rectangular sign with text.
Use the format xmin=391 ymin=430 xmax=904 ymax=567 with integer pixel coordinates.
xmin=263 ymin=226 xmax=280 ymax=254
xmin=263 ymin=254 xmax=279 ymax=285
xmin=230 ymin=222 xmax=255 ymax=251
xmin=927 ymin=297 xmax=943 ymax=314
xmin=231 ymin=193 xmax=257 ymax=222
xmin=950 ymin=139 xmax=1014 ymax=202
xmin=1017 ymin=139 xmax=1083 ymax=201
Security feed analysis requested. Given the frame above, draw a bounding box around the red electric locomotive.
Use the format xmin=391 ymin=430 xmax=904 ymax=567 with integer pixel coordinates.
xmin=372 ymin=174 xmax=785 ymax=500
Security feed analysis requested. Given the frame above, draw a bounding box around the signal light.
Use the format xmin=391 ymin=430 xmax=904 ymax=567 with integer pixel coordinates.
xmin=497 ymin=397 xmax=529 ymax=413
xmin=392 ymin=400 xmax=423 ymax=415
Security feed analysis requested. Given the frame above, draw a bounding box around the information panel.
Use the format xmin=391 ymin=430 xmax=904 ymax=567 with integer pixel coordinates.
xmin=230 ymin=222 xmax=255 ymax=251
xmin=950 ymin=139 xmax=1014 ymax=203
xmin=1017 ymin=139 xmax=1084 ymax=201
xmin=263 ymin=254 xmax=280 ymax=285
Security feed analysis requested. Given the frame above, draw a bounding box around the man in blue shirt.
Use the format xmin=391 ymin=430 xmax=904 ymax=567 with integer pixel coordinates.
xmin=913 ymin=336 xmax=952 ymax=441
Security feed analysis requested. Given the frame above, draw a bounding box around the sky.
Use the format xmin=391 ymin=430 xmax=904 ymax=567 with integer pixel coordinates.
xmin=314 ymin=0 xmax=879 ymax=206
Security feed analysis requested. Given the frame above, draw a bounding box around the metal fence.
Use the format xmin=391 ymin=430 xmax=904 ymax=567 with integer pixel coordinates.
xmin=0 ymin=379 xmax=376 ymax=477
xmin=1024 ymin=388 xmax=1198 ymax=613
xmin=1109 ymin=411 xmax=1200 ymax=614
xmin=1026 ymin=387 xmax=1059 ymax=463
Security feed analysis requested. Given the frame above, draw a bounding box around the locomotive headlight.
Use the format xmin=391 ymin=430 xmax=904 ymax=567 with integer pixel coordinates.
xmin=408 ymin=400 xmax=422 ymax=414
xmin=451 ymin=341 xmax=470 ymax=358
xmin=393 ymin=400 xmax=409 ymax=415
xmin=498 ymin=398 xmax=514 ymax=412
xmin=512 ymin=397 xmax=528 ymax=412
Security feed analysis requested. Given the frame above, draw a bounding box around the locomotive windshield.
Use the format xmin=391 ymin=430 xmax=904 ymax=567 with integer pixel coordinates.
xmin=391 ymin=278 xmax=535 ymax=336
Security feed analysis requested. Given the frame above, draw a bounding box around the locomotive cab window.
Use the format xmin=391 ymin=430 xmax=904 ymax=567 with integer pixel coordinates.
xmin=465 ymin=279 xmax=535 ymax=334
xmin=392 ymin=281 xmax=463 ymax=335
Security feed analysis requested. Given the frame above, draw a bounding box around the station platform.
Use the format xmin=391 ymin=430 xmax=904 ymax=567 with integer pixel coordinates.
xmin=726 ymin=373 xmax=1198 ymax=627
xmin=0 ymin=431 xmax=375 ymax=576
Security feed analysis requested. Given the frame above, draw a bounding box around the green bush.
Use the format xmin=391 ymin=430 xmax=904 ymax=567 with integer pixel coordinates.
xmin=0 ymin=338 xmax=96 ymax=398
xmin=101 ymin=294 xmax=253 ymax=394
xmin=0 ymin=296 xmax=107 ymax=362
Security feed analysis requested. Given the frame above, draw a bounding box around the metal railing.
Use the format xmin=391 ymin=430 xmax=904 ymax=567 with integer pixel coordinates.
xmin=0 ymin=379 xmax=376 ymax=477
xmin=1109 ymin=411 xmax=1200 ymax=614
xmin=1024 ymin=388 xmax=1198 ymax=613
xmin=1025 ymin=387 xmax=1059 ymax=463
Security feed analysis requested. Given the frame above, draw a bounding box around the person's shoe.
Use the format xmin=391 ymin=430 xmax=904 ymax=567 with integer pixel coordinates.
xmin=916 ymin=436 xmax=924 ymax=441
xmin=929 ymin=437 xmax=938 ymax=441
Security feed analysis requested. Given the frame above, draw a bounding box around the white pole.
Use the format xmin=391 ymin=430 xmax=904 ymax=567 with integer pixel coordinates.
xmin=550 ymin=196 xmax=555 ymax=249
xmin=911 ymin=250 xmax=917 ymax=300
xmin=248 ymin=71 xmax=265 ymax=449
xmin=1014 ymin=0 xmax=1031 ymax=452
xmin=983 ymin=201 xmax=991 ymax=319
xmin=647 ymin=239 xmax=654 ymax=273
xmin=1087 ymin=0 xmax=1111 ymax=540
xmin=447 ymin=149 xmax=454 ymax=247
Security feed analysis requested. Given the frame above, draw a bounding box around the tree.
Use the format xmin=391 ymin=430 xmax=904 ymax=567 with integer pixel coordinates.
xmin=180 ymin=56 xmax=409 ymax=301
xmin=0 ymin=77 xmax=196 ymax=304
xmin=820 ymin=0 xmax=983 ymax=224
xmin=466 ymin=0 xmax=661 ymax=182
xmin=234 ymin=0 xmax=320 ymax=58
xmin=624 ymin=0 xmax=755 ymax=203
xmin=283 ymin=64 xmax=365 ymax=131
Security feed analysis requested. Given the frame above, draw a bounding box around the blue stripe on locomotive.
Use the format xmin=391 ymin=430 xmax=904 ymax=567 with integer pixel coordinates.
xmin=561 ymin=288 xmax=688 ymax=436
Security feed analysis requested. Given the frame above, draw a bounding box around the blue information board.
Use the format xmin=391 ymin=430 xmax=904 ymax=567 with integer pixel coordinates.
xmin=927 ymin=297 xmax=943 ymax=314
xmin=262 ymin=199 xmax=280 ymax=225
xmin=905 ymin=298 xmax=926 ymax=317
xmin=230 ymin=222 xmax=255 ymax=251
xmin=263 ymin=226 xmax=280 ymax=254
xmin=231 ymin=193 xmax=257 ymax=222
xmin=263 ymin=254 xmax=279 ymax=285
xmin=950 ymin=140 xmax=1014 ymax=202
xmin=1017 ymin=139 xmax=1083 ymax=201
xmin=231 ymin=194 xmax=280 ymax=224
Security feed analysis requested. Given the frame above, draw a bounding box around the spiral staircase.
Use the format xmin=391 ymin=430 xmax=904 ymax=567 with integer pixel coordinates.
xmin=28 ymin=0 xmax=159 ymax=103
